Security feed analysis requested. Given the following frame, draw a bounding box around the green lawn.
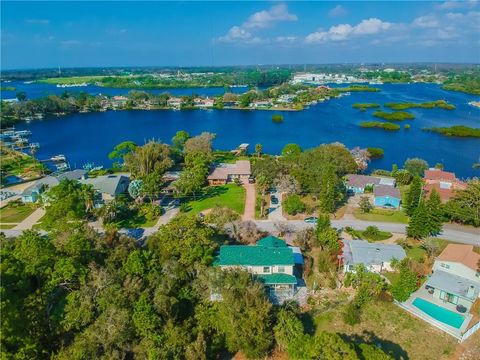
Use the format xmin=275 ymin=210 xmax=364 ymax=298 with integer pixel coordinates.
xmin=353 ymin=208 xmax=409 ymax=224
xmin=407 ymin=246 xmax=427 ymax=262
xmin=0 ymin=224 xmax=16 ymax=229
xmin=38 ymin=76 xmax=106 ymax=84
xmin=311 ymin=300 xmax=457 ymax=360
xmin=0 ymin=202 xmax=36 ymax=223
xmin=114 ymin=214 xmax=158 ymax=229
xmin=185 ymin=184 xmax=245 ymax=215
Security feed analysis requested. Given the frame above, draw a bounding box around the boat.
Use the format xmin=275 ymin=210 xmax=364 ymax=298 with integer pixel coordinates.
xmin=51 ymin=154 xmax=66 ymax=162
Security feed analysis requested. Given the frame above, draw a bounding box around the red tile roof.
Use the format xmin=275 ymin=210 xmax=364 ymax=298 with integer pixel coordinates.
xmin=437 ymin=244 xmax=480 ymax=272
xmin=424 ymin=169 xmax=456 ymax=181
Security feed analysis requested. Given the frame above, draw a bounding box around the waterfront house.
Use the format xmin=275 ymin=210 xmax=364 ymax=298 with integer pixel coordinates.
xmin=194 ymin=98 xmax=215 ymax=108
xmin=80 ymin=174 xmax=130 ymax=201
xmin=250 ymin=99 xmax=273 ymax=108
xmin=167 ymin=97 xmax=182 ymax=108
xmin=340 ymin=240 xmax=406 ymax=273
xmin=214 ymin=236 xmax=303 ymax=303
xmin=423 ymin=168 xmax=467 ymax=203
xmin=207 ymin=160 xmax=251 ymax=185
xmin=426 ymin=244 xmax=480 ymax=309
xmin=111 ymin=95 xmax=128 ymax=109
xmin=345 ymin=174 xmax=395 ymax=194
xmin=21 ymin=169 xmax=87 ymax=203
xmin=374 ymin=185 xmax=401 ymax=208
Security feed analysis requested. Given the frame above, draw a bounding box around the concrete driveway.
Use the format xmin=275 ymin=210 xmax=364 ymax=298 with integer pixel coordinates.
xmin=242 ymin=182 xmax=256 ymax=221
xmin=268 ymin=190 xmax=286 ymax=221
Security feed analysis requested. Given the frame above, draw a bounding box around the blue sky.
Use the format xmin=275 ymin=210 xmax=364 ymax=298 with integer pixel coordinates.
xmin=2 ymin=1 xmax=479 ymax=69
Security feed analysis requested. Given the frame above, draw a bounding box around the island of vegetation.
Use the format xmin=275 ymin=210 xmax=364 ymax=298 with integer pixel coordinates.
xmin=359 ymin=121 xmax=400 ymax=131
xmin=366 ymin=147 xmax=385 ymax=159
xmin=0 ymin=83 xmax=381 ymax=128
xmin=423 ymin=125 xmax=480 ymax=138
xmin=384 ymin=100 xmax=455 ymax=110
xmin=352 ymin=103 xmax=380 ymax=111
xmin=442 ymin=72 xmax=480 ymax=95
xmin=0 ymin=86 xmax=16 ymax=91
xmin=373 ymin=110 xmax=415 ymax=121
xmin=337 ymin=85 xmax=380 ymax=92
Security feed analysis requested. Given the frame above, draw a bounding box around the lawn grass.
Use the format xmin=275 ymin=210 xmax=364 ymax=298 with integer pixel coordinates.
xmin=353 ymin=208 xmax=409 ymax=224
xmin=0 ymin=202 xmax=36 ymax=223
xmin=407 ymin=246 xmax=427 ymax=262
xmin=38 ymin=76 xmax=106 ymax=84
xmin=185 ymin=184 xmax=245 ymax=215
xmin=0 ymin=224 xmax=16 ymax=229
xmin=114 ymin=214 xmax=158 ymax=229
xmin=311 ymin=300 xmax=457 ymax=360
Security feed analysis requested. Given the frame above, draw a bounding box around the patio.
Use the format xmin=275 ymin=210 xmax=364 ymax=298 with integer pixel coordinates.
xmin=397 ymin=286 xmax=473 ymax=340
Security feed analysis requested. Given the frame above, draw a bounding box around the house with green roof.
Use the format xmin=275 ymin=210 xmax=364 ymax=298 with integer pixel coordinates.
xmin=215 ymin=236 xmax=302 ymax=302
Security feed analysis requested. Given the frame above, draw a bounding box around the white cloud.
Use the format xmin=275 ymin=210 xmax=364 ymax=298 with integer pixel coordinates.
xmin=25 ymin=19 xmax=49 ymax=25
xmin=328 ymin=5 xmax=347 ymax=18
xmin=305 ymin=18 xmax=391 ymax=43
xmin=217 ymin=3 xmax=297 ymax=44
xmin=412 ymin=15 xmax=439 ymax=28
xmin=437 ymin=1 xmax=478 ymax=10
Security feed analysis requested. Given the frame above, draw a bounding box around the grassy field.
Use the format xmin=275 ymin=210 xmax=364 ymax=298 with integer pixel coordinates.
xmin=311 ymin=300 xmax=458 ymax=360
xmin=0 ymin=202 xmax=36 ymax=223
xmin=353 ymin=208 xmax=409 ymax=224
xmin=0 ymin=224 xmax=16 ymax=229
xmin=38 ymin=76 xmax=106 ymax=84
xmin=185 ymin=184 xmax=245 ymax=215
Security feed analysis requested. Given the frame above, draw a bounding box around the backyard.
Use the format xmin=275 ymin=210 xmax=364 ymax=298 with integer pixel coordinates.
xmin=184 ymin=184 xmax=246 ymax=215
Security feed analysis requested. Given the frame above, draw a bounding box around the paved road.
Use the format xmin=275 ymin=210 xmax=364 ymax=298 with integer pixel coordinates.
xmin=254 ymin=220 xmax=480 ymax=246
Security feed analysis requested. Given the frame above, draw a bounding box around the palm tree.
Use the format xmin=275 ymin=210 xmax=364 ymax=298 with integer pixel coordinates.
xmin=255 ymin=143 xmax=263 ymax=158
xmin=81 ymin=185 xmax=96 ymax=214
xmin=256 ymin=175 xmax=270 ymax=217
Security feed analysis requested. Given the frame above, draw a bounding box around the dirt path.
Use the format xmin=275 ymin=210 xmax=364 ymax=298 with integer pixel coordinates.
xmin=242 ymin=182 xmax=255 ymax=221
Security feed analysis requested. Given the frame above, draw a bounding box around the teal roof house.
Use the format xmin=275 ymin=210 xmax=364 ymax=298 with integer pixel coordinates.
xmin=215 ymin=236 xmax=303 ymax=303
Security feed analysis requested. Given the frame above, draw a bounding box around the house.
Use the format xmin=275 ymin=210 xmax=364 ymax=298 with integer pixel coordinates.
xmin=426 ymin=244 xmax=480 ymax=310
xmin=80 ymin=174 xmax=130 ymax=201
xmin=194 ymin=98 xmax=215 ymax=108
xmin=374 ymin=185 xmax=401 ymax=208
xmin=21 ymin=170 xmax=87 ymax=203
xmin=167 ymin=97 xmax=182 ymax=108
xmin=207 ymin=160 xmax=251 ymax=185
xmin=111 ymin=95 xmax=128 ymax=109
xmin=340 ymin=240 xmax=406 ymax=273
xmin=424 ymin=168 xmax=467 ymax=203
xmin=249 ymin=100 xmax=272 ymax=108
xmin=214 ymin=236 xmax=302 ymax=302
xmin=345 ymin=174 xmax=395 ymax=194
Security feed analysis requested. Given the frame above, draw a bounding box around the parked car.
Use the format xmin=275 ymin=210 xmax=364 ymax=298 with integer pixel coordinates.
xmin=304 ymin=216 xmax=318 ymax=224
xmin=270 ymin=195 xmax=279 ymax=205
xmin=248 ymin=176 xmax=255 ymax=184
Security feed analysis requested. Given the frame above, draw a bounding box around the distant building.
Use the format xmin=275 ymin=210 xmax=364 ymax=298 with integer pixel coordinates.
xmin=167 ymin=97 xmax=182 ymax=108
xmin=207 ymin=160 xmax=251 ymax=185
xmin=423 ymin=168 xmax=467 ymax=202
xmin=340 ymin=240 xmax=406 ymax=273
xmin=250 ymin=100 xmax=273 ymax=108
xmin=194 ymin=98 xmax=215 ymax=108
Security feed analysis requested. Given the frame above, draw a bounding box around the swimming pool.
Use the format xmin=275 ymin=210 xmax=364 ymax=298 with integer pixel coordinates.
xmin=412 ymin=298 xmax=465 ymax=329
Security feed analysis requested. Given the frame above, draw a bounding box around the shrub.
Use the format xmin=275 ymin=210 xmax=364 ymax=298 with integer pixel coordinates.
xmin=367 ymin=147 xmax=384 ymax=159
xmin=283 ymin=194 xmax=306 ymax=215
xmin=343 ymin=301 xmax=361 ymax=325
xmin=272 ymin=114 xmax=284 ymax=123
xmin=404 ymin=124 xmax=411 ymax=130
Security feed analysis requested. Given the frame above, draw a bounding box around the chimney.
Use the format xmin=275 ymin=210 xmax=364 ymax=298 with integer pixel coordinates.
xmin=467 ymin=285 xmax=475 ymax=299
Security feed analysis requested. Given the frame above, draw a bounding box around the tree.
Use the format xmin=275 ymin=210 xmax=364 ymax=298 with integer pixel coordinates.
xmin=256 ymin=175 xmax=271 ymax=218
xmin=288 ymin=332 xmax=358 ymax=360
xmin=140 ymin=171 xmax=163 ymax=202
xmin=183 ymin=132 xmax=215 ymax=157
xmin=108 ymin=141 xmax=137 ymax=161
xmin=319 ymin=165 xmax=339 ymax=213
xmin=390 ymin=259 xmax=418 ymax=301
xmin=175 ymin=164 xmax=207 ymax=200
xmin=444 ymin=179 xmax=480 ymax=226
xmin=274 ymin=307 xmax=304 ymax=350
xmin=225 ymin=220 xmax=264 ymax=244
xmin=255 ymin=143 xmax=263 ymax=158
xmin=275 ymin=174 xmax=301 ymax=194
xmin=16 ymin=91 xmax=27 ymax=101
xmin=405 ymin=176 xmax=422 ymax=216
xmin=281 ymin=143 xmax=302 ymax=158
xmin=124 ymin=140 xmax=173 ymax=178
xmin=204 ymin=206 xmax=241 ymax=229
xmin=359 ymin=196 xmax=373 ymax=213
xmin=404 ymin=158 xmax=428 ymax=176
xmin=171 ymin=130 xmax=191 ymax=152
xmin=421 ymin=238 xmax=443 ymax=259
xmin=128 ymin=179 xmax=143 ymax=200
xmin=283 ymin=194 xmax=306 ymax=215
xmin=407 ymin=200 xmax=430 ymax=239
xmin=425 ymin=188 xmax=443 ymax=236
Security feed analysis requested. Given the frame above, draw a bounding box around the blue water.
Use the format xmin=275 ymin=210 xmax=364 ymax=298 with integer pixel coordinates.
xmin=11 ymin=83 xmax=480 ymax=178
xmin=412 ymin=297 xmax=465 ymax=329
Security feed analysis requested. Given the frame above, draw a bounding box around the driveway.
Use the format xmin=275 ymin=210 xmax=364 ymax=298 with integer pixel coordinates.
xmin=268 ymin=190 xmax=286 ymax=221
xmin=242 ymin=182 xmax=256 ymax=221
xmin=13 ymin=208 xmax=46 ymax=231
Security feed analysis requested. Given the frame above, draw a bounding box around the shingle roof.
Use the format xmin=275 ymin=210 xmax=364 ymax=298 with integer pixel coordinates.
xmin=80 ymin=175 xmax=130 ymax=196
xmin=257 ymin=236 xmax=286 ymax=248
xmin=424 ymin=169 xmax=456 ymax=182
xmin=207 ymin=160 xmax=251 ymax=180
xmin=437 ymin=244 xmax=480 ymax=271
xmin=427 ymin=270 xmax=480 ymax=300
xmin=374 ymin=185 xmax=401 ymax=198
xmin=342 ymin=240 xmax=406 ymax=266
xmin=215 ymin=245 xmax=294 ymax=266
xmin=345 ymin=174 xmax=380 ymax=188
xmin=257 ymin=273 xmax=297 ymax=285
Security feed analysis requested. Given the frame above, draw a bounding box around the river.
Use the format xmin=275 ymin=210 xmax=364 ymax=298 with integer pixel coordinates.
xmin=8 ymin=82 xmax=480 ymax=178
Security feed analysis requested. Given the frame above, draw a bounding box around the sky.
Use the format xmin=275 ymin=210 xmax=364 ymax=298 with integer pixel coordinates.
xmin=1 ymin=1 xmax=480 ymax=69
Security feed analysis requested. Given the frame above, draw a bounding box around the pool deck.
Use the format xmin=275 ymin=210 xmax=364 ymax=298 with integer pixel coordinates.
xmin=397 ymin=287 xmax=473 ymax=340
